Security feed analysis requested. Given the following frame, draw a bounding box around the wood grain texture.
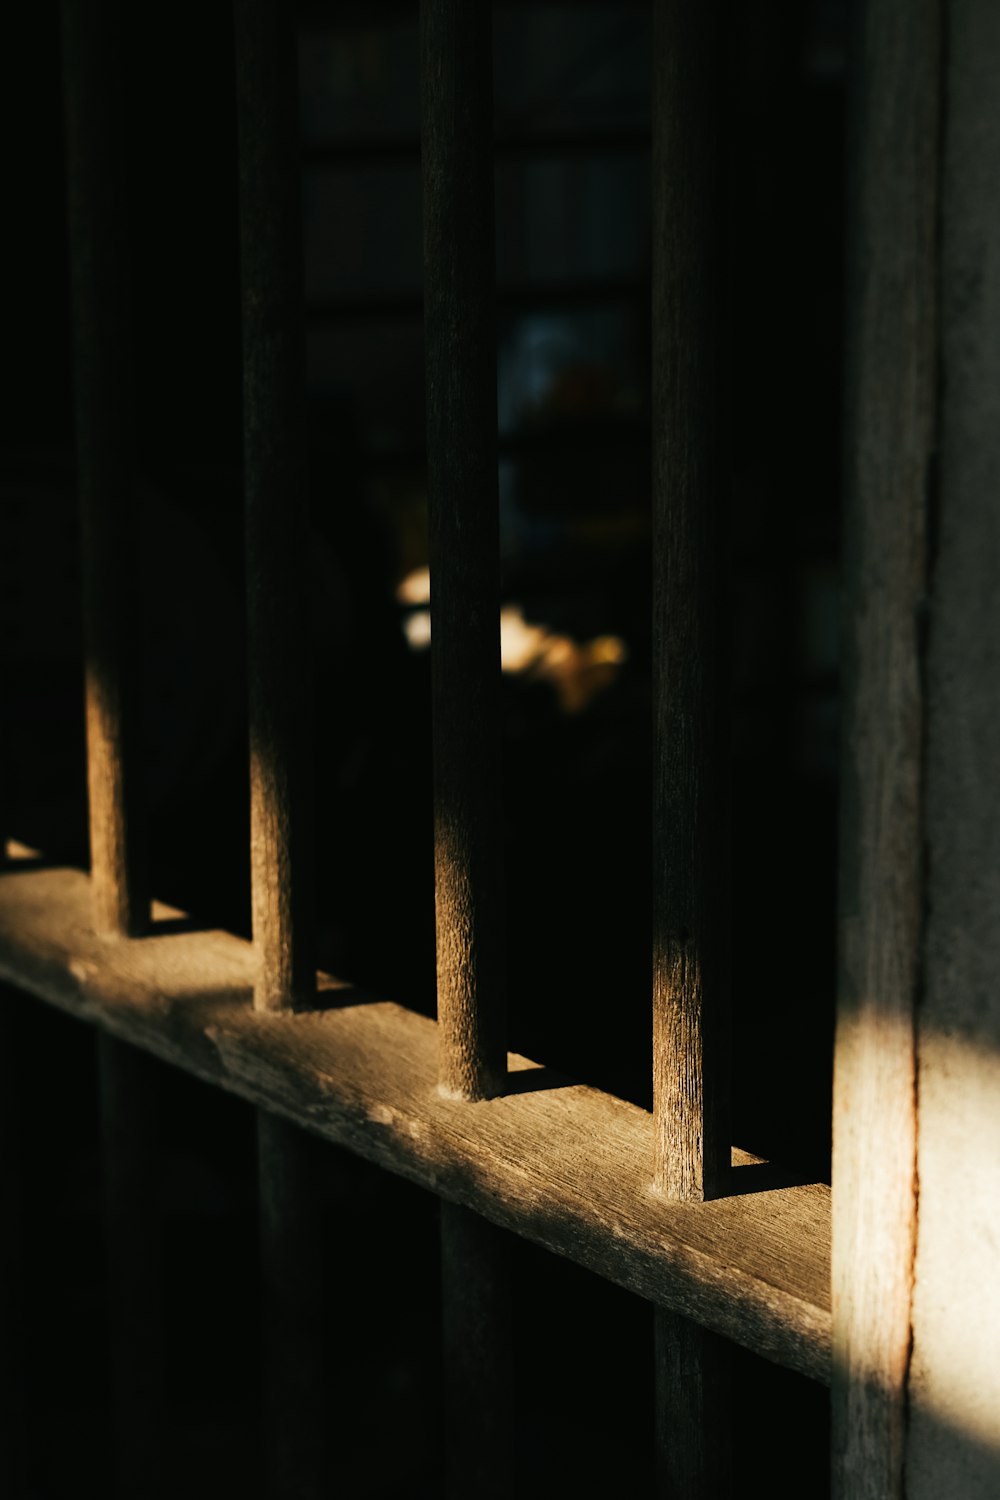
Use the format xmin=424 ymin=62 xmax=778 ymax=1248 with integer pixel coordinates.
xmin=907 ymin=2 xmax=1000 ymax=1492
xmin=61 ymin=0 xmax=147 ymax=938
xmin=832 ymin=1 xmax=939 ymax=1495
xmin=654 ymin=1307 xmax=730 ymax=1499
xmin=440 ymin=1202 xmax=511 ymax=1499
xmin=0 ymin=862 xmax=831 ymax=1383
xmin=651 ymin=0 xmax=729 ymax=1204
xmin=420 ymin=0 xmax=505 ymax=1100
xmin=235 ymin=0 xmax=315 ymax=1014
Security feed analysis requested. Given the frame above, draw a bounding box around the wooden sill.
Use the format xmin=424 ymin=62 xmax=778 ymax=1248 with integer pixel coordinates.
xmin=0 ymin=855 xmax=831 ymax=1384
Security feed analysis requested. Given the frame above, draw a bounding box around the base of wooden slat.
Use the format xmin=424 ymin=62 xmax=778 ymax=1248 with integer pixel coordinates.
xmin=99 ymin=1034 xmax=167 ymax=1498
xmin=0 ymin=859 xmax=831 ymax=1383
xmin=257 ymin=1111 xmax=332 ymax=1500
xmin=441 ymin=1201 xmax=512 ymax=1498
xmin=655 ymin=1306 xmax=731 ymax=1498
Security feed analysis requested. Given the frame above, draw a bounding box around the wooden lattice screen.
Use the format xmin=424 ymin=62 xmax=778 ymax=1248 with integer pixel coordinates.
xmin=3 ymin=1 xmax=998 ymax=1496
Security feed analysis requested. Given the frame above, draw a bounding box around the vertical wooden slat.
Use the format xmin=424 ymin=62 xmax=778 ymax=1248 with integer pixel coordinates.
xmin=257 ymin=1113 xmax=330 ymax=1500
xmin=98 ymin=1034 xmax=165 ymax=1498
xmin=654 ymin=1309 xmax=730 ymax=1499
xmin=905 ymin=1 xmax=1000 ymax=1494
xmin=421 ymin=0 xmax=505 ymax=1103
xmin=235 ymin=10 xmax=322 ymax=1496
xmin=650 ymin=5 xmax=730 ymax=1489
xmin=0 ymin=991 xmax=27 ymax=1494
xmin=832 ymin=0 xmax=939 ymax=1495
xmin=650 ymin=0 xmax=728 ymax=1205
xmin=440 ymin=1202 xmax=512 ymax=1500
xmin=235 ymin=0 xmax=315 ymax=1016
xmin=63 ymin=14 xmax=164 ymax=1492
xmin=62 ymin=0 xmax=146 ymax=938
xmin=421 ymin=9 xmax=511 ymax=1492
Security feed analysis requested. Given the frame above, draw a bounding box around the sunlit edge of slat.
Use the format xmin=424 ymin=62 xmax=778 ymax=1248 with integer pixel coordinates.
xmin=0 ymin=858 xmax=830 ymax=1385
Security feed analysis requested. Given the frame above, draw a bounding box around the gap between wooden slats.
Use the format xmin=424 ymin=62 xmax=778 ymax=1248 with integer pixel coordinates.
xmin=235 ymin=7 xmax=324 ymax=1496
xmin=832 ymin=0 xmax=939 ymax=1495
xmin=651 ymin=2 xmax=732 ymax=1492
xmin=62 ymin=0 xmax=146 ymax=939
xmin=420 ymin=5 xmax=512 ymax=1491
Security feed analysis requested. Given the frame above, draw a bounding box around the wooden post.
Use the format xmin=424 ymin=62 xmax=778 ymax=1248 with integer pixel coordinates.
xmin=235 ymin=7 xmax=326 ymax=1494
xmin=257 ymin=1113 xmax=330 ymax=1500
xmin=235 ymin=0 xmax=315 ymax=1017
xmin=440 ymin=1202 xmax=512 ymax=1500
xmin=0 ymin=991 xmax=27 ymax=1494
xmin=98 ymin=1035 xmax=165 ymax=1498
xmin=62 ymin=0 xmax=147 ymax=938
xmin=654 ymin=1309 xmax=730 ymax=1499
xmin=906 ymin=2 xmax=1000 ymax=1494
xmin=832 ymin=1 xmax=939 ymax=1495
xmin=421 ymin=0 xmax=505 ymax=1103
xmin=650 ymin=0 xmax=729 ymax=1207
xmin=62 ymin=12 xmax=167 ymax=1492
xmin=421 ymin=6 xmax=511 ymax=1490
xmin=650 ymin=5 xmax=731 ymax=1490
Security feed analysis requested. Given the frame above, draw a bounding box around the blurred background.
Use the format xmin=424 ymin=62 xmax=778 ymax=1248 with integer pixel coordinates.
xmin=1 ymin=1 xmax=842 ymax=1493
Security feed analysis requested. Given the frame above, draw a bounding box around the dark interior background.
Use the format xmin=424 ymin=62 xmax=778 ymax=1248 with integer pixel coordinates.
xmin=2 ymin=1 xmax=841 ymax=1494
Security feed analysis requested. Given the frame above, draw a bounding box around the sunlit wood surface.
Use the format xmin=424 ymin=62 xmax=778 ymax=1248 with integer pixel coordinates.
xmin=0 ymin=858 xmax=830 ymax=1385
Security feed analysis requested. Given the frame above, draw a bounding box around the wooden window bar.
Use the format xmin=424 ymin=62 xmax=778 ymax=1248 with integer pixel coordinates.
xmin=234 ymin=5 xmax=330 ymax=1493
xmin=60 ymin=5 xmax=163 ymax=1491
xmin=650 ymin=3 xmax=732 ymax=1491
xmin=61 ymin=0 xmax=146 ymax=941
xmin=0 ymin=0 xmax=852 ymax=1494
xmin=421 ymin=3 xmax=513 ymax=1494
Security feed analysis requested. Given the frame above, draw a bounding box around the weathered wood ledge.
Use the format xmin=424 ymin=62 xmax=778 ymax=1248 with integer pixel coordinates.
xmin=0 ymin=858 xmax=831 ymax=1383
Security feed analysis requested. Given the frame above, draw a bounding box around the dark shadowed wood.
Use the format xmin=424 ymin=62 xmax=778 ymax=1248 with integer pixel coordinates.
xmin=0 ymin=994 xmax=27 ymax=1494
xmin=420 ymin=0 xmax=505 ymax=1100
xmin=98 ymin=1034 xmax=165 ymax=1498
xmin=0 ymin=863 xmax=831 ymax=1384
xmin=654 ymin=1308 xmax=730 ymax=1499
xmin=832 ymin=1 xmax=939 ymax=1496
xmin=440 ymin=1202 xmax=511 ymax=1499
xmin=61 ymin=0 xmax=147 ymax=938
xmin=235 ymin=14 xmax=321 ymax=1492
xmin=257 ymin=1112 xmax=331 ymax=1500
xmin=421 ymin=7 xmax=513 ymax=1468
xmin=235 ymin=0 xmax=315 ymax=1014
xmin=650 ymin=0 xmax=729 ymax=1205
xmin=650 ymin=33 xmax=734 ymax=1486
